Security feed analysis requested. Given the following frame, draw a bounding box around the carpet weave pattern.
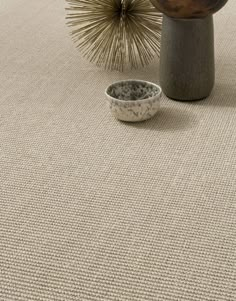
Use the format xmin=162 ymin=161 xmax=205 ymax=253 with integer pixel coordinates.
xmin=0 ymin=1 xmax=236 ymax=300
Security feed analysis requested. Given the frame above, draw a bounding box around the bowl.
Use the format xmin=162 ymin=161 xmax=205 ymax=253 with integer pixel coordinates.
xmin=105 ymin=80 xmax=162 ymax=122
xmin=150 ymin=0 xmax=228 ymax=18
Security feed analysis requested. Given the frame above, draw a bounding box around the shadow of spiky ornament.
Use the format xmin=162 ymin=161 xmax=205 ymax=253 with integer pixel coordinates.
xmin=66 ymin=0 xmax=162 ymax=72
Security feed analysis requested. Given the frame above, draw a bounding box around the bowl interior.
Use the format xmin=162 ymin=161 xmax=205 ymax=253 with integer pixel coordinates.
xmin=106 ymin=81 xmax=161 ymax=101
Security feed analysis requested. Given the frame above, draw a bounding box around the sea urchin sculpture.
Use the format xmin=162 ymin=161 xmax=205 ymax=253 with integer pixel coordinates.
xmin=66 ymin=0 xmax=162 ymax=71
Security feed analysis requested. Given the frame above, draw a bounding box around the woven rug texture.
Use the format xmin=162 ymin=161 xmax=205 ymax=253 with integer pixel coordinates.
xmin=0 ymin=0 xmax=236 ymax=300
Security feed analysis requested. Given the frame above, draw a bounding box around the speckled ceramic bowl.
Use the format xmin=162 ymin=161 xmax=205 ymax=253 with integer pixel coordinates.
xmin=105 ymin=80 xmax=162 ymax=122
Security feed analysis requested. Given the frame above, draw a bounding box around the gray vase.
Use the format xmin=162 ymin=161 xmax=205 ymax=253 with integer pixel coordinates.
xmin=160 ymin=15 xmax=215 ymax=101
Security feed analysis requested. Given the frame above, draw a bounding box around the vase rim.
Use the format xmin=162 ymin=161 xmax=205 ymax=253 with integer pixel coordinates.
xmin=165 ymin=15 xmax=213 ymax=21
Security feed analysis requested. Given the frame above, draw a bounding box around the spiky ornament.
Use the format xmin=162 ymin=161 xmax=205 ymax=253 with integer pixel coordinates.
xmin=66 ymin=0 xmax=162 ymax=71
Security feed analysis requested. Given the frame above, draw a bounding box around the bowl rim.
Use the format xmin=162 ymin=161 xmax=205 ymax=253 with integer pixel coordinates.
xmin=105 ymin=79 xmax=162 ymax=104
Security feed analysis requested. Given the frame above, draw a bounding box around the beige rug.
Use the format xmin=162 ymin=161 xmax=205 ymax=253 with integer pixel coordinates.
xmin=0 ymin=1 xmax=236 ymax=300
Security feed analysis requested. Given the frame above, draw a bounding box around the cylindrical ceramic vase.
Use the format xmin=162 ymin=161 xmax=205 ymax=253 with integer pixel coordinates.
xmin=160 ymin=15 xmax=215 ymax=101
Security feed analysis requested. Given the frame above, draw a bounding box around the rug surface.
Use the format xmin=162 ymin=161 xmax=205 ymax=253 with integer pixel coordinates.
xmin=0 ymin=1 xmax=236 ymax=300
